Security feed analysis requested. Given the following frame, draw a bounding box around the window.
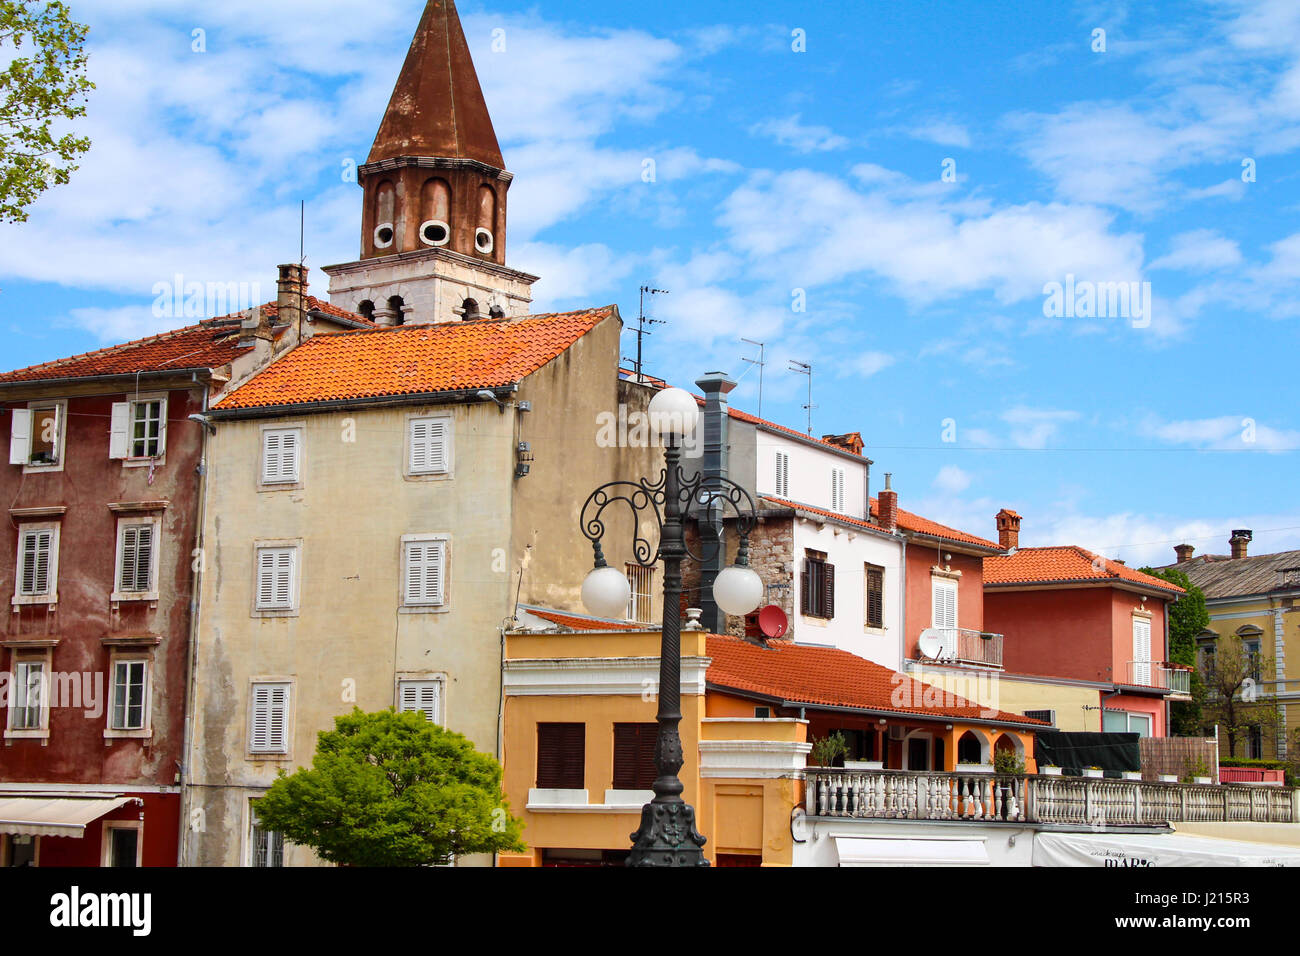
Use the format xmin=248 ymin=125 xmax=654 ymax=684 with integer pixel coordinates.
xmin=800 ymin=551 xmax=834 ymax=619
xmin=1198 ymin=636 xmax=1217 ymax=679
xmin=613 ymin=723 xmax=657 ymax=790
xmin=249 ymin=682 xmax=291 ymax=754
xmin=109 ymin=660 xmax=148 ymax=731
xmin=401 ymin=536 xmax=447 ymax=608
xmin=10 ymin=660 xmax=46 ymax=731
xmin=261 ymin=428 xmax=301 ymax=484
xmin=14 ymin=526 xmax=57 ymax=602
xmin=931 ymin=576 xmax=957 ymax=630
xmin=626 ymin=564 xmax=654 ymax=623
xmin=774 ymin=452 xmax=789 ymax=498
xmin=255 ymin=547 xmax=298 ymax=611
xmin=110 ymin=395 xmax=167 ymax=461
xmin=1132 ymin=617 xmax=1152 ymax=685
xmin=408 ymin=417 xmax=450 ymax=476
xmin=865 ymin=565 xmax=884 ymax=629
xmin=113 ymin=519 xmax=159 ymax=599
xmin=103 ymin=824 xmax=141 ymax=868
xmin=9 ymin=402 xmax=65 ymax=469
xmin=536 ymin=723 xmax=584 ymax=789
xmin=1243 ymin=638 xmax=1262 ymax=683
xmin=1247 ymin=725 xmax=1263 ymax=760
xmin=831 ymin=469 xmax=845 ymax=512
xmin=249 ymin=802 xmax=283 ymax=867
xmin=1104 ymin=709 xmax=1152 ymax=737
xmin=398 ymin=679 xmax=443 ymax=723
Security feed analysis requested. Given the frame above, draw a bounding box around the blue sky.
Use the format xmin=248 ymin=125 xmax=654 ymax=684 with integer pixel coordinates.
xmin=2 ymin=0 xmax=1298 ymax=566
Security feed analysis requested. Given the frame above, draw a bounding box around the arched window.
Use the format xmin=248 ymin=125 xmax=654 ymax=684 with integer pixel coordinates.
xmin=461 ymin=297 xmax=482 ymax=320
xmin=488 ymin=304 xmax=506 ymax=319
xmin=387 ymin=295 xmax=406 ymax=325
xmin=957 ymin=731 xmax=985 ymax=765
xmin=373 ymin=181 xmax=397 ymax=250
xmin=419 ymin=178 xmax=451 ymax=247
xmin=357 ymin=300 xmax=375 ymax=322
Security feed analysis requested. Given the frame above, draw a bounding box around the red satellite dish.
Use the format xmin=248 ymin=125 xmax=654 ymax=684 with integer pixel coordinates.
xmin=757 ymin=605 xmax=788 ymax=639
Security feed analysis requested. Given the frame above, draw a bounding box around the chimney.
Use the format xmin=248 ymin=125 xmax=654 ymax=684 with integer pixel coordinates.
xmin=821 ymin=432 xmax=864 ymax=456
xmin=695 ymin=372 xmax=737 ymax=634
xmin=1230 ymin=529 xmax=1252 ymax=560
xmin=238 ymin=306 xmax=274 ymax=360
xmin=277 ymin=263 xmax=308 ymax=341
xmin=996 ymin=508 xmax=1022 ymax=551
xmin=878 ymin=473 xmax=898 ymax=534
xmin=1174 ymin=543 xmax=1195 ymax=564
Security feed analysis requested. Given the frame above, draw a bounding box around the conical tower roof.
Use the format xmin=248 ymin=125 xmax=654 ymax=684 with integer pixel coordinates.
xmin=367 ymin=0 xmax=505 ymax=170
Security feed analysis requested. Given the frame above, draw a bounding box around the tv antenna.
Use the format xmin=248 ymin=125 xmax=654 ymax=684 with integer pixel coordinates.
xmin=788 ymin=360 xmax=816 ymax=435
xmin=626 ymin=286 xmax=668 ymax=384
xmin=740 ymin=338 xmax=766 ymax=417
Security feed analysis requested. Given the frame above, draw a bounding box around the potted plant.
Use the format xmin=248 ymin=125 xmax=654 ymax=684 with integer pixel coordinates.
xmin=1158 ymin=773 xmax=1178 ymax=783
xmin=955 ymin=760 xmax=993 ymax=773
xmin=843 ymin=759 xmax=884 ymax=771
xmin=1039 ymin=763 xmax=1062 ymax=777
xmin=993 ymin=749 xmax=1025 ymax=776
xmin=1121 ymin=770 xmax=1142 ymax=781
xmin=810 ymin=731 xmax=849 ymax=768
xmin=1083 ymin=766 xmax=1104 ymax=779
xmin=1182 ymin=756 xmax=1212 ymax=785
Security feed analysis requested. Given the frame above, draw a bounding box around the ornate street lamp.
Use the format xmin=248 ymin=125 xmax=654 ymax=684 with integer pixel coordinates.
xmin=579 ymin=386 xmax=763 ymax=866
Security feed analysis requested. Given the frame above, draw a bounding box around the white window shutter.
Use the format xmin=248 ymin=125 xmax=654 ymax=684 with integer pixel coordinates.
xmin=280 ymin=431 xmax=298 ymax=481
xmin=274 ymin=550 xmax=294 ymax=607
xmin=119 ymin=526 xmax=139 ymax=591
xmin=262 ymin=432 xmax=281 ymax=482
xmin=251 ymin=684 xmax=290 ymax=752
xmin=21 ymin=530 xmax=52 ymax=595
xmin=256 ymin=548 xmax=295 ymax=609
xmin=9 ymin=409 xmax=31 ymax=465
xmin=409 ymin=419 xmax=448 ymax=474
xmin=404 ymin=541 xmax=445 ymax=605
xmin=399 ymin=680 xmax=441 ymax=722
xmin=109 ymin=403 xmax=130 ymax=459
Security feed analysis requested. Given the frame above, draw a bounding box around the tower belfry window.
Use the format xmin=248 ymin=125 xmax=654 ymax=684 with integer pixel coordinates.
xmin=420 ymin=220 xmax=450 ymax=247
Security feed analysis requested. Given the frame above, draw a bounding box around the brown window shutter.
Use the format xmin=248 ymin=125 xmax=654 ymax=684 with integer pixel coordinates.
xmin=824 ymin=563 xmax=835 ymax=619
xmin=537 ymin=722 xmax=585 ymax=789
xmin=614 ymin=723 xmax=657 ymax=790
xmin=866 ymin=567 xmax=884 ymax=628
xmin=800 ymin=565 xmax=811 ymax=615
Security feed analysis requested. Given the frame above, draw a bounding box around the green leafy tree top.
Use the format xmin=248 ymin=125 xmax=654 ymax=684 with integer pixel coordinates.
xmin=254 ymin=708 xmax=525 ymax=867
xmin=1 ymin=0 xmax=94 ymax=223
xmin=1140 ymin=565 xmax=1210 ymax=736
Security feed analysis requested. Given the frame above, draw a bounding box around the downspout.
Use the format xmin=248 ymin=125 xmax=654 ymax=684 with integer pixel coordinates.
xmin=1100 ymin=688 xmax=1123 ymax=733
xmin=177 ymin=376 xmax=210 ymax=866
xmin=1163 ymin=600 xmax=1171 ymax=737
xmin=695 ymin=372 xmax=736 ymax=634
xmin=898 ymin=535 xmax=908 ymax=669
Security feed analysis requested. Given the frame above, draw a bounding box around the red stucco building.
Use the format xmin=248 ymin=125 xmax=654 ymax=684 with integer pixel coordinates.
xmin=0 ymin=279 xmax=367 ymax=866
xmin=983 ymin=511 xmax=1188 ymax=738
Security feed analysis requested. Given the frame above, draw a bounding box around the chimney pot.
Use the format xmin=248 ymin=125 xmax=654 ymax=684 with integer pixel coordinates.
xmin=276 ymin=263 xmax=308 ymax=340
xmin=1174 ymin=543 xmax=1195 ymax=564
xmin=1230 ymin=529 xmax=1252 ymax=560
xmin=996 ymin=508 xmax=1022 ymax=551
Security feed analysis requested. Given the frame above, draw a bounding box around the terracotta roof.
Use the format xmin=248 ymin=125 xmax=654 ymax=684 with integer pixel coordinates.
xmin=868 ymin=497 xmax=1002 ymax=551
xmin=213 ymin=307 xmax=614 ymax=411
xmin=706 ymin=634 xmax=1046 ymax=726
xmin=986 ymin=546 xmax=1185 ymax=596
xmin=0 ymin=320 xmax=256 ymax=384
xmin=761 ymin=495 xmax=880 ymax=533
xmin=1155 ymin=550 xmax=1300 ymax=600
xmin=520 ymin=608 xmax=642 ymax=632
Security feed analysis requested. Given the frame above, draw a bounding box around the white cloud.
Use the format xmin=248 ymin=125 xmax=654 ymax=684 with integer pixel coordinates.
xmin=853 ymin=351 xmax=895 ymax=377
xmin=1149 ymin=229 xmax=1243 ymax=271
xmin=904 ymin=120 xmax=971 ymax=149
xmin=1001 ymin=406 xmax=1081 ymax=449
xmin=933 ymin=465 xmax=972 ymax=493
xmin=749 ymin=114 xmax=850 ymax=153
xmin=1139 ymin=415 xmax=1300 ymax=452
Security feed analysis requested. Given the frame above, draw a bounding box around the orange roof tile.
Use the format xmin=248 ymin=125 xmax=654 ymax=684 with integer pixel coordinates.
xmin=0 ymin=321 xmax=256 ymax=384
xmin=522 ymin=608 xmax=642 ymax=632
xmin=706 ymin=634 xmax=1045 ymax=726
xmin=985 ymin=546 xmax=1185 ymax=595
xmin=761 ymin=495 xmax=880 ymax=533
xmin=868 ymin=497 xmax=1002 ymax=551
xmin=213 ymin=306 xmax=614 ymax=410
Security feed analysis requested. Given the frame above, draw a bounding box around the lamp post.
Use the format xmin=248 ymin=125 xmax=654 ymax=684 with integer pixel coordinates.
xmin=579 ymin=387 xmax=763 ymax=867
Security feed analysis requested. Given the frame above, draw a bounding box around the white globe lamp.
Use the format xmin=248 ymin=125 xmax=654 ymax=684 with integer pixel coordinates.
xmin=712 ymin=564 xmax=764 ymax=616
xmin=648 ymin=387 xmax=700 ymax=439
xmin=581 ymin=565 xmax=632 ymax=620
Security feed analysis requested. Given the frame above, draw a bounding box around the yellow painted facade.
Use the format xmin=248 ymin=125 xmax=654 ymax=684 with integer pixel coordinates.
xmin=499 ymin=629 xmax=809 ymax=867
xmin=909 ymin=665 xmax=1102 ymax=734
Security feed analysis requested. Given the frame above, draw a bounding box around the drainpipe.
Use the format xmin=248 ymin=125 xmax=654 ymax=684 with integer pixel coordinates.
xmin=177 ymin=377 xmax=211 ymax=866
xmin=1100 ymin=688 xmax=1123 ymax=733
xmin=694 ymin=372 xmax=736 ymax=633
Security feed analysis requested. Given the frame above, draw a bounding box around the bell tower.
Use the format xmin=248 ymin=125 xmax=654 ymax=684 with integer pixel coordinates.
xmin=324 ymin=0 xmax=537 ymax=326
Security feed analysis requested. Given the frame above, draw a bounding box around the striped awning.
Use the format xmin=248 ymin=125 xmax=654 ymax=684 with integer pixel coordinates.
xmin=0 ymin=796 xmax=140 ymax=837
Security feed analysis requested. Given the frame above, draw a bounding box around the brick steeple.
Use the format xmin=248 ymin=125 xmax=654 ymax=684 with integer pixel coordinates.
xmin=356 ymin=0 xmax=512 ymax=267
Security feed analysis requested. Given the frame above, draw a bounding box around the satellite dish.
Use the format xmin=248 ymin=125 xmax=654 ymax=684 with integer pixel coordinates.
xmin=758 ymin=605 xmax=788 ymax=639
xmin=918 ymin=628 xmax=946 ymax=660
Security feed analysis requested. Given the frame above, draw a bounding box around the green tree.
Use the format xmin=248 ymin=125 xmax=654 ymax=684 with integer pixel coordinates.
xmin=1140 ymin=566 xmax=1209 ymax=735
xmin=255 ymin=708 xmax=525 ymax=867
xmin=1199 ymin=632 xmax=1283 ymax=758
xmin=1 ymin=1 xmax=94 ymax=223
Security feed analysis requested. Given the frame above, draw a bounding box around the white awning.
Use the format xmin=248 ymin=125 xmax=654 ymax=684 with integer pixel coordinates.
xmin=1034 ymin=831 xmax=1300 ymax=867
xmin=0 ymin=796 xmax=139 ymax=838
xmin=834 ymin=837 xmax=990 ymax=866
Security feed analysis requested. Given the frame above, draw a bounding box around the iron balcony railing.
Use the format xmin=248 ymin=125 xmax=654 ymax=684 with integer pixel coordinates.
xmin=1125 ymin=661 xmax=1192 ymax=694
xmin=805 ymin=768 xmax=1296 ymax=825
xmin=928 ymin=628 xmax=1004 ymax=668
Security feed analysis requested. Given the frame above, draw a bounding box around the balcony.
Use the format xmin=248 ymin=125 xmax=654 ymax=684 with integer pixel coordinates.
xmin=1123 ymin=661 xmax=1192 ymax=696
xmin=922 ymin=628 xmax=1003 ymax=668
xmin=805 ymin=768 xmax=1296 ymax=825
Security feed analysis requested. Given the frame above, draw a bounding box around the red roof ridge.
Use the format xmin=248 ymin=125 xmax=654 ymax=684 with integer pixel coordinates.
xmin=0 ymin=320 xmax=228 ymax=382
xmin=986 ymin=545 xmax=1185 ymax=594
xmin=868 ymin=496 xmax=1001 ymax=551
